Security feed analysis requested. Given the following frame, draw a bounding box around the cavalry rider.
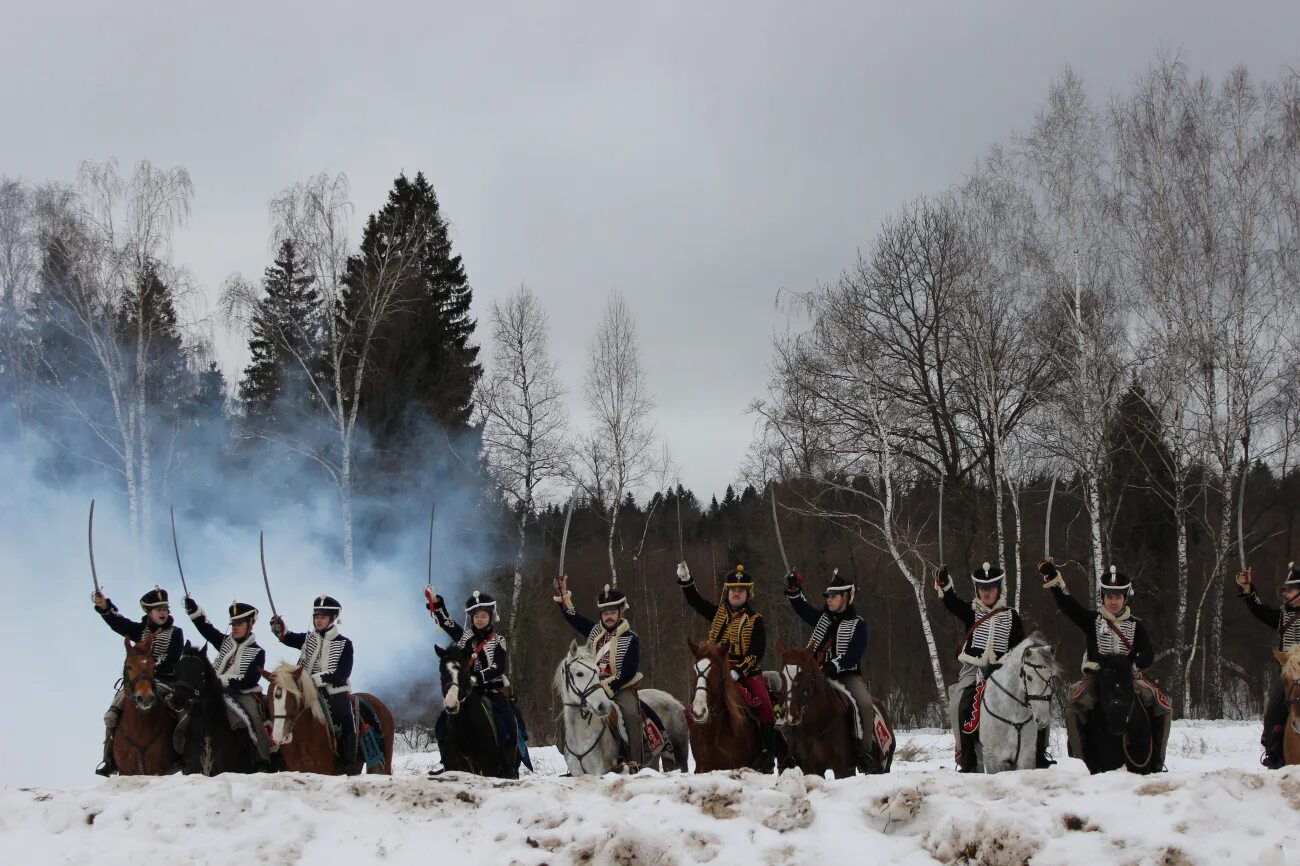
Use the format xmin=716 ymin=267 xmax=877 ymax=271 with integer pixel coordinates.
xmin=553 ymin=575 xmax=646 ymax=770
xmin=784 ymin=567 xmax=878 ymax=773
xmin=676 ymin=562 xmax=777 ymax=771
xmin=1040 ymin=560 xmax=1171 ymax=769
xmin=183 ymin=595 xmax=275 ymax=767
xmin=426 ymin=588 xmax=522 ymax=765
xmin=936 ymin=562 xmax=1040 ymax=772
xmin=270 ymin=595 xmax=357 ymax=774
xmin=91 ymin=586 xmax=184 ymax=776
xmin=1234 ymin=562 xmax=1300 ymax=769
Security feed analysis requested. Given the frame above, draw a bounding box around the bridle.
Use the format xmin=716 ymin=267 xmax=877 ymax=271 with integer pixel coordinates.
xmin=122 ymin=652 xmax=158 ymax=706
xmin=690 ymin=657 xmax=723 ymax=724
xmin=981 ymin=648 xmax=1055 ymax=765
xmin=559 ymin=654 xmax=614 ymax=771
xmin=268 ymin=677 xmax=309 ymax=743
xmin=783 ymin=658 xmax=840 ymax=739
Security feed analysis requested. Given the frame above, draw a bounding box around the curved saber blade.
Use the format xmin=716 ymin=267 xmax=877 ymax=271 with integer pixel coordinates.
xmin=427 ymin=501 xmax=436 ymax=587
xmin=1237 ymin=457 xmax=1249 ymax=571
xmin=259 ymin=531 xmax=278 ymax=619
xmin=1044 ymin=477 xmax=1057 ymax=560
xmin=88 ymin=499 xmax=100 ymax=594
xmin=771 ymin=484 xmax=790 ymax=574
xmin=558 ymin=490 xmax=578 ymax=576
xmin=938 ymin=475 xmax=945 ymax=566
xmin=170 ymin=506 xmax=190 ymax=597
xmin=675 ymin=482 xmax=684 ymax=562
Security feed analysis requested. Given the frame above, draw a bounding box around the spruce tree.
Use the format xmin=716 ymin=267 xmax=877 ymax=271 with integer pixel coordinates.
xmin=238 ymin=239 xmax=322 ymax=428
xmin=342 ymin=172 xmax=480 ymax=452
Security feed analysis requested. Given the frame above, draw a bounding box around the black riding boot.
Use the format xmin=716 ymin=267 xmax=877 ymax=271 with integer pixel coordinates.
xmin=95 ymin=733 xmax=116 ymax=777
xmin=958 ymin=730 xmax=979 ymax=773
xmin=856 ymin=742 xmax=878 ymax=775
xmin=1262 ymin=723 xmax=1285 ymax=770
xmin=1035 ymin=727 xmax=1056 ymax=769
xmin=338 ymin=726 xmax=359 ymax=776
xmin=753 ymin=723 xmax=777 ymax=773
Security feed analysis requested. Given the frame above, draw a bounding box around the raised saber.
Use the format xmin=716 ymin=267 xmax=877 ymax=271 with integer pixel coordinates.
xmin=558 ymin=489 xmax=577 ymax=576
xmin=427 ymin=500 xmax=436 ymax=586
xmin=259 ymin=531 xmax=279 ymax=620
xmin=675 ymin=482 xmax=684 ymax=562
xmin=1044 ymin=476 xmax=1057 ymax=560
xmin=1237 ymin=434 xmax=1249 ymax=571
xmin=88 ymin=499 xmax=100 ymax=594
xmin=771 ymin=484 xmax=790 ymax=574
xmin=938 ymin=475 xmax=945 ymax=567
xmin=170 ymin=506 xmax=191 ymax=598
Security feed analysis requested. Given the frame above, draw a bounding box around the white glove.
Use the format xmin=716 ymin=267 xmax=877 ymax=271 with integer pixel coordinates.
xmin=729 ymin=669 xmax=740 ymax=682
xmin=217 ymin=673 xmax=232 ymax=689
xmin=469 ymin=674 xmax=480 ymax=687
xmin=676 ymin=562 xmax=691 ymax=581
xmin=311 ymin=672 xmax=326 ymax=688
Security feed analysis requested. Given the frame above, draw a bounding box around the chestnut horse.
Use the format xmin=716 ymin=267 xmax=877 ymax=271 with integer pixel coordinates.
xmin=1274 ymin=647 xmax=1300 ymax=766
xmin=778 ymin=642 xmax=894 ymax=777
xmin=114 ymin=632 xmax=176 ymax=775
xmin=266 ymin=664 xmax=393 ymax=774
xmin=686 ymin=639 xmax=770 ymax=772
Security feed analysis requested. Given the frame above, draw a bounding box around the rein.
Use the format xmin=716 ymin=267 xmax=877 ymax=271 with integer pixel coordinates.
xmin=784 ymin=663 xmax=843 ymax=740
xmin=558 ymin=655 xmax=618 ymax=773
xmin=981 ymin=653 xmax=1054 ymax=766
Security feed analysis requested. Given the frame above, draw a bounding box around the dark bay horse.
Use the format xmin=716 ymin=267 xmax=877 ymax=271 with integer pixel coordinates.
xmin=113 ymin=633 xmax=176 ymax=775
xmin=1082 ymin=655 xmax=1157 ymax=774
xmin=267 ymin=664 xmax=394 ymax=774
xmin=778 ymin=642 xmax=895 ymax=778
xmin=170 ymin=644 xmax=260 ymax=775
xmin=435 ymin=644 xmax=520 ymax=778
xmin=686 ymin=639 xmax=773 ymax=772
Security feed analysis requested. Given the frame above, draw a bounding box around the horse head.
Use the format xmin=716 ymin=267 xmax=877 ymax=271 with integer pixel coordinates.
xmin=555 ymin=641 xmax=613 ymax=719
xmin=268 ymin=663 xmax=323 ymax=747
xmin=1014 ymin=634 xmax=1058 ymax=728
xmin=687 ymin=639 xmax=730 ymax=724
xmin=777 ymin=641 xmax=819 ymax=727
xmin=123 ymin=633 xmax=158 ymax=710
xmin=436 ymin=643 xmax=473 ymax=716
xmin=1096 ymin=654 xmax=1136 ymax=737
xmin=171 ymin=643 xmax=215 ymax=710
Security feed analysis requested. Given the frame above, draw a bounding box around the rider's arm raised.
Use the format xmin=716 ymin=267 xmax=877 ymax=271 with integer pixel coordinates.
xmin=431 ymin=597 xmax=464 ymax=642
xmin=555 ymin=583 xmax=596 ymax=635
xmin=785 ymin=588 xmax=821 ymax=628
xmin=1240 ymin=588 xmax=1281 ymax=629
xmin=1044 ymin=582 xmax=1094 ymax=632
xmin=938 ymin=578 xmax=975 ymax=627
xmin=676 ymin=568 xmax=718 ymax=621
xmin=186 ymin=601 xmax=228 ymax=649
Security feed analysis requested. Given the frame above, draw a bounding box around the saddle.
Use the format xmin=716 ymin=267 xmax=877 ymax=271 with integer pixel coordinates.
xmin=608 ymin=698 xmax=669 ymax=756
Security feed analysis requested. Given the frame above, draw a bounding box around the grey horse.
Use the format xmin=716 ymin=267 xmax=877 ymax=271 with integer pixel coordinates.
xmin=977 ymin=634 xmax=1058 ymax=773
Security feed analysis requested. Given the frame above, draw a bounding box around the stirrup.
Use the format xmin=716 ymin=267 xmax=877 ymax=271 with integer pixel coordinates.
xmin=94 ymin=762 xmax=113 ymax=777
xmin=857 ymin=753 xmax=878 ymax=775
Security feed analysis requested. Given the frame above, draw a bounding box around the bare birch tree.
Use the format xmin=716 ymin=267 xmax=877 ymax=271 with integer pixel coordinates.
xmin=579 ymin=293 xmax=655 ymax=587
xmin=478 ymin=283 xmax=570 ymax=638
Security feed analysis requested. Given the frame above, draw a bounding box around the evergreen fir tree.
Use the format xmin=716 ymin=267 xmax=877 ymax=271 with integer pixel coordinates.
xmin=238 ymin=239 xmax=323 ymax=428
xmin=342 ymin=172 xmax=480 ymax=452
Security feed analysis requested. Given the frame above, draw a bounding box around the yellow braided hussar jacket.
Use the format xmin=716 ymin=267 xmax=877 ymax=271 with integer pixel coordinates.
xmin=707 ymin=605 xmax=761 ymax=676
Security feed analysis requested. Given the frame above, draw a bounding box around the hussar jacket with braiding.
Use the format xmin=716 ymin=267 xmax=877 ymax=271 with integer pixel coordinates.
xmin=785 ymin=589 xmax=867 ymax=676
xmin=97 ymin=603 xmax=183 ymax=679
xmin=433 ymin=601 xmax=510 ymax=691
xmin=678 ymin=575 xmax=766 ymax=677
xmin=938 ymin=578 xmax=1024 ymax=668
xmin=1045 ymin=580 xmax=1153 ymax=673
xmin=556 ymin=598 xmax=643 ymax=694
xmin=190 ymin=609 xmax=266 ymax=694
xmin=1238 ymin=589 xmax=1300 ymax=653
xmin=278 ymin=624 xmax=354 ymax=695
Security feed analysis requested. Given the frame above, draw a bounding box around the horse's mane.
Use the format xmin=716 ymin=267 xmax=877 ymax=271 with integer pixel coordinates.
xmin=1003 ymin=632 xmax=1060 ymax=676
xmin=1281 ymin=646 xmax=1300 ymax=681
xmin=271 ymin=663 xmax=327 ymax=726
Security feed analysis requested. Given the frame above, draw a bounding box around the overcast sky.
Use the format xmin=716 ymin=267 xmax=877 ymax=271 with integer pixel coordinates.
xmin=3 ymin=1 xmax=1298 ymax=500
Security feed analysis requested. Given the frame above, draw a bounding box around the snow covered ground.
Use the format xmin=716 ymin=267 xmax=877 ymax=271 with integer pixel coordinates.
xmin=2 ymin=721 xmax=1296 ymax=865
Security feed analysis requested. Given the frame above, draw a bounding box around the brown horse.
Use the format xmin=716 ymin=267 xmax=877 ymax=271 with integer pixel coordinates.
xmin=266 ymin=664 xmax=394 ymax=774
xmin=114 ymin=633 xmax=176 ymax=775
xmin=778 ymin=643 xmax=894 ymax=778
xmin=1274 ymin=647 xmax=1300 ymax=766
xmin=685 ymin=639 xmax=768 ymax=772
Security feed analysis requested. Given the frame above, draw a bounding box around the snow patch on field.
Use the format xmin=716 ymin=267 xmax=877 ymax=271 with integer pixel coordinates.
xmin=2 ymin=722 xmax=1297 ymax=865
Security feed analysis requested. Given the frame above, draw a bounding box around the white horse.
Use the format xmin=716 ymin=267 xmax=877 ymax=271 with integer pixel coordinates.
xmin=977 ymin=633 xmax=1058 ymax=773
xmin=553 ymin=642 xmax=690 ymax=775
